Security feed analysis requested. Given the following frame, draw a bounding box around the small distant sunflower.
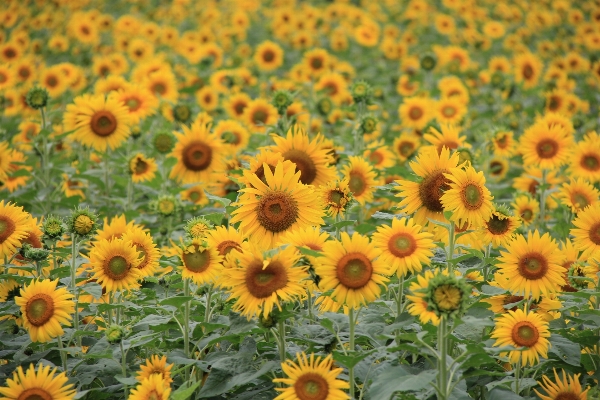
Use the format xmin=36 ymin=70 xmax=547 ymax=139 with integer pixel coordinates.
xmin=273 ymin=353 xmax=349 ymax=400
xmin=315 ymin=72 xmax=350 ymax=105
xmin=129 ymin=153 xmax=158 ymax=183
xmin=491 ymin=131 xmax=516 ymax=157
xmin=63 ymin=94 xmax=132 ymax=152
xmin=230 ymin=161 xmax=324 ymax=249
xmin=372 ymin=217 xmax=434 ymax=278
xmin=169 ymin=120 xmax=225 ymax=184
xmin=122 ymin=227 xmax=160 ymax=278
xmin=514 ymin=53 xmax=543 ymax=89
xmin=557 ymin=178 xmax=600 ymax=213
xmin=568 ymin=131 xmax=600 ymax=183
xmin=363 ymin=141 xmax=396 ymax=170
xmin=15 ymin=279 xmax=75 ymax=343
xmin=423 ymin=124 xmax=470 ymax=154
xmin=254 ymin=40 xmax=284 ymax=71
xmin=177 ymin=238 xmax=223 ymax=286
xmin=180 ymin=185 xmax=209 ymax=206
xmin=491 ymin=308 xmax=550 ymax=367
xmin=398 ymin=97 xmax=434 ymax=130
xmin=393 ymin=133 xmax=420 ymax=162
xmin=481 ymin=208 xmax=521 ymax=248
xmin=144 ymin=70 xmax=178 ymax=102
xmin=213 ymin=120 xmax=250 ymax=155
xmin=303 ymin=48 xmax=330 ymax=77
xmin=205 ymin=225 xmax=245 ymax=257
xmin=129 ymin=374 xmax=171 ymax=400
xmin=534 ymin=369 xmax=590 ymax=400
xmin=195 ymin=86 xmax=219 ymax=111
xmin=435 ymin=97 xmax=467 ymax=125
xmin=316 ymin=232 xmax=389 ymax=309
xmin=441 ymin=165 xmax=494 ymax=228
xmin=495 ymin=230 xmax=564 ymax=299
xmin=223 ymin=92 xmax=252 ymax=119
xmin=319 ymin=178 xmax=353 ymax=218
xmin=136 ymin=355 xmax=174 ymax=385
xmin=0 ymin=200 xmax=31 ymax=258
xmin=341 ymin=156 xmax=381 ymax=205
xmin=222 ymin=241 xmax=307 ymax=319
xmin=570 ymin=204 xmax=600 ymax=259
xmin=89 ymin=238 xmax=144 ymax=293
xmin=0 ymin=364 xmax=76 ymax=400
xmin=519 ymin=122 xmax=573 ymax=170
xmin=512 ymin=195 xmax=539 ymax=226
xmin=243 ymin=98 xmax=278 ymax=133
xmin=396 ymin=147 xmax=462 ymax=226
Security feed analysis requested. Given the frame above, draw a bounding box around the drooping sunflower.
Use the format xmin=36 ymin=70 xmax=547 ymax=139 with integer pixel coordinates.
xmin=15 ymin=279 xmax=75 ymax=343
xmin=341 ymin=156 xmax=381 ymax=205
xmin=136 ymin=355 xmax=174 ymax=385
xmin=534 ymin=369 xmax=590 ymax=400
xmin=491 ymin=308 xmax=551 ymax=367
xmin=0 ymin=200 xmax=32 ymax=258
xmin=205 ymin=225 xmax=245 ymax=258
xmin=557 ymin=178 xmax=600 ymax=213
xmin=481 ymin=208 xmax=522 ymax=248
xmin=270 ymin=129 xmax=337 ymax=187
xmin=230 ymin=161 xmax=324 ymax=249
xmin=519 ymin=122 xmax=573 ymax=170
xmin=423 ymin=124 xmax=470 ymax=154
xmin=222 ymin=240 xmax=307 ymax=319
xmin=63 ymin=93 xmax=132 ymax=152
xmin=570 ymin=203 xmax=600 ymax=259
xmin=122 ymin=226 xmax=160 ymax=278
xmin=495 ymin=230 xmax=564 ymax=299
xmin=395 ymin=147 xmax=462 ymax=226
xmin=168 ymin=119 xmax=225 ymax=184
xmin=243 ymin=98 xmax=279 ymax=133
xmin=273 ymin=352 xmax=350 ymax=400
xmin=89 ymin=238 xmax=144 ymax=293
xmin=440 ymin=165 xmax=494 ymax=228
xmin=129 ymin=153 xmax=158 ymax=183
xmin=177 ymin=238 xmax=223 ymax=285
xmin=568 ymin=131 xmax=600 ymax=183
xmin=0 ymin=364 xmax=76 ymax=400
xmin=318 ymin=178 xmax=353 ymax=218
xmin=372 ymin=217 xmax=435 ymax=278
xmin=128 ymin=374 xmax=171 ymax=400
xmin=398 ymin=96 xmax=434 ymax=130
xmin=316 ymin=232 xmax=389 ymax=309
xmin=254 ymin=40 xmax=284 ymax=71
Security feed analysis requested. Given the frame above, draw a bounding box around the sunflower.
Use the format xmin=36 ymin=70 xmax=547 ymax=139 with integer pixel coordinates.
xmin=180 ymin=185 xmax=209 ymax=206
xmin=396 ymin=147 xmax=462 ymax=226
xmin=303 ymin=48 xmax=330 ymax=77
xmin=0 ymin=200 xmax=32 ymax=258
xmin=143 ymin=70 xmax=179 ymax=102
xmin=534 ymin=369 xmax=590 ymax=400
xmin=129 ymin=375 xmax=171 ymax=400
xmin=495 ymin=230 xmax=564 ymax=299
xmin=168 ymin=120 xmax=225 ymax=184
xmin=12 ymin=218 xmax=44 ymax=269
xmin=512 ymin=195 xmax=539 ymax=226
xmin=315 ymin=72 xmax=350 ymax=105
xmin=89 ymin=238 xmax=144 ymax=293
xmin=372 ymin=217 xmax=434 ymax=278
xmin=570 ymin=204 xmax=600 ymax=259
xmin=136 ymin=355 xmax=174 ymax=385
xmin=398 ymin=97 xmax=434 ymax=130
xmin=273 ymin=352 xmax=349 ymax=400
xmin=128 ymin=153 xmax=158 ymax=183
xmin=568 ymin=131 xmax=600 ymax=183
xmin=270 ymin=129 xmax=336 ymax=187
xmin=15 ymin=279 xmax=74 ymax=343
xmin=222 ymin=240 xmax=307 ymax=319
xmin=435 ymin=97 xmax=467 ymax=125
xmin=223 ymin=92 xmax=252 ymax=120
xmin=423 ymin=124 xmax=470 ymax=154
xmin=406 ymin=269 xmax=440 ymax=326
xmin=213 ymin=120 xmax=250 ymax=155
xmin=512 ymin=166 xmax=562 ymax=198
xmin=111 ymin=85 xmax=158 ymax=124
xmin=177 ymin=238 xmax=223 ymax=285
xmin=481 ymin=208 xmax=522 ymax=248
xmin=396 ymin=74 xmax=420 ymax=97
xmin=63 ymin=93 xmax=132 ymax=152
xmin=557 ymin=178 xmax=600 ymax=213
xmin=205 ymin=225 xmax=245 ymax=257
xmin=95 ymin=214 xmax=139 ymax=241
xmin=341 ymin=156 xmax=381 ymax=206
xmin=0 ymin=364 xmax=76 ymax=400
xmin=318 ymin=178 xmax=353 ymax=218
xmin=491 ymin=131 xmax=516 ymax=157
xmin=231 ymin=161 xmax=324 ymax=249
xmin=122 ymin=227 xmax=160 ymax=278
xmin=254 ymin=40 xmax=284 ymax=71
xmin=514 ymin=52 xmax=543 ymax=89
xmin=316 ymin=232 xmax=389 ymax=309
xmin=519 ymin=122 xmax=573 ymax=170
xmin=243 ymin=98 xmax=279 ymax=133
xmin=393 ymin=133 xmax=421 ymax=162
xmin=196 ymin=86 xmax=219 ymax=111
xmin=363 ymin=140 xmax=396 ymax=170
xmin=440 ymin=165 xmax=494 ymax=228
xmin=491 ymin=308 xmax=551 ymax=367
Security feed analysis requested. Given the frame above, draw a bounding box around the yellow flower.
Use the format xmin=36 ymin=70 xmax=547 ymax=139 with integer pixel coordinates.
xmin=0 ymin=364 xmax=76 ymax=400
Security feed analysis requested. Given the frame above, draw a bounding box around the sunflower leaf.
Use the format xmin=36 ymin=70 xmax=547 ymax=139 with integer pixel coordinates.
xmin=548 ymin=333 xmax=581 ymax=366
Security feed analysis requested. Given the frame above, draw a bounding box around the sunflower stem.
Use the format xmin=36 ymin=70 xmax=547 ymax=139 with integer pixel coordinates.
xmin=397 ymin=276 xmax=405 ymax=317
xmin=104 ymin=149 xmax=111 ymax=203
xmin=40 ymin=107 xmax=51 ymax=186
xmin=348 ymin=307 xmax=357 ymax=399
xmin=514 ymin=359 xmax=521 ymax=394
xmin=204 ymin=284 xmax=213 ymax=324
xmin=537 ymin=169 xmax=547 ymax=231
xmin=277 ymin=318 xmax=286 ymax=363
xmin=57 ymin=334 xmax=68 ymax=373
xmin=446 ymin=221 xmax=456 ymax=274
xmin=183 ymin=278 xmax=191 ymax=381
xmin=120 ymin=340 xmax=129 ymax=398
xmin=437 ymin=315 xmax=449 ymax=400
xmin=70 ymin=234 xmax=81 ymax=346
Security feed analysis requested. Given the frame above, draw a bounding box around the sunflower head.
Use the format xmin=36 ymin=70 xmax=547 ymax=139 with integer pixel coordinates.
xmin=42 ymin=215 xmax=65 ymax=240
xmin=351 ymin=80 xmax=373 ymax=104
xmin=360 ymin=115 xmax=378 ymax=134
xmin=67 ymin=207 xmax=99 ymax=238
xmin=184 ymin=216 xmax=213 ymax=240
xmin=173 ymin=103 xmax=192 ymax=123
xmin=106 ymin=324 xmax=125 ymax=344
xmin=25 ymin=86 xmax=49 ymax=109
xmin=271 ymin=89 xmax=294 ymax=115
xmin=151 ymin=195 xmax=180 ymax=217
xmin=152 ymin=131 xmax=176 ymax=154
xmin=423 ymin=273 xmax=470 ymax=320
xmin=420 ymin=54 xmax=437 ymax=71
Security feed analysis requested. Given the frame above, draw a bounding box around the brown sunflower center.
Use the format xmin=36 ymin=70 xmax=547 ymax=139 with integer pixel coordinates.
xmin=418 ymin=170 xmax=450 ymax=212
xmin=442 ymin=106 xmax=456 ymax=118
xmin=135 ymin=244 xmax=148 ymax=269
xmin=589 ymin=222 xmax=600 ymax=245
xmin=581 ymin=154 xmax=600 ymax=171
xmin=233 ymin=101 xmax=247 ymax=116
xmin=536 ymin=139 xmax=558 ymax=159
xmin=521 ymin=208 xmax=533 ymax=222
xmin=369 ymin=151 xmax=383 ymax=164
xmin=216 ymin=240 xmax=241 ymax=256
xmin=183 ymin=247 xmax=211 ymax=273
xmin=293 ymin=372 xmax=329 ymax=400
xmin=256 ymin=191 xmax=299 ymax=233
xmin=349 ymin=172 xmax=368 ymax=196
xmin=182 ymin=142 xmax=212 ymax=171
xmin=0 ymin=216 xmax=16 ymax=243
xmin=399 ymin=142 xmax=415 ymax=157
xmin=336 ymin=252 xmax=373 ymax=289
xmin=517 ymin=252 xmax=548 ymax=280
xmin=16 ymin=388 xmax=53 ymax=400
xmin=554 ymin=393 xmax=580 ymax=400
xmin=490 ymin=161 xmax=504 ymax=176
xmin=262 ymin=50 xmax=275 ymax=62
xmin=408 ymin=106 xmax=423 ymax=120
xmin=254 ymin=163 xmax=275 ymax=185
xmin=152 ymin=82 xmax=166 ymax=95
xmin=245 ymin=260 xmax=288 ymax=298
xmin=15 ymin=233 xmax=43 ymax=261
xmin=328 ymin=190 xmax=344 ymax=207
xmin=571 ymin=193 xmax=589 ymax=210
xmin=461 ymin=183 xmax=484 ymax=209
xmin=522 ymin=64 xmax=534 ymax=79
xmin=90 ymin=111 xmax=118 ymax=137
xmin=433 ymin=284 xmax=461 ymax=311
xmin=46 ymin=75 xmax=58 ymax=87
xmin=252 ymin=109 xmax=268 ymax=124
xmin=486 ymin=215 xmax=510 ymax=235
xmin=548 ymin=96 xmax=560 ymax=111
xmin=310 ymin=57 xmax=323 ymax=70
xmin=134 ymin=158 xmax=149 ymax=175
xmin=388 ymin=232 xmax=416 ymax=257
xmin=283 ymin=149 xmax=317 ymax=185
xmin=502 ymin=295 xmax=524 ymax=311
xmin=106 ymin=255 xmax=130 ymax=280
xmin=511 ymin=321 xmax=539 ymax=347
xmin=19 ymin=67 xmax=31 ymax=79
xmin=126 ymin=97 xmax=141 ymax=111
xmin=25 ymin=294 xmax=54 ymax=327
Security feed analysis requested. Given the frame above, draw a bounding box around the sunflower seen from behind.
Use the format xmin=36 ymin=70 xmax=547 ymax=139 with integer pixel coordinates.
xmin=0 ymin=363 xmax=76 ymax=400
xmin=230 ymin=161 xmax=324 ymax=249
xmin=15 ymin=279 xmax=74 ymax=343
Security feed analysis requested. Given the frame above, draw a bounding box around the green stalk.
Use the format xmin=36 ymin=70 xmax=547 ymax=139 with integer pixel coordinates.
xmin=397 ymin=276 xmax=405 ymax=317
xmin=120 ymin=340 xmax=128 ymax=398
xmin=514 ymin=359 xmax=521 ymax=394
xmin=437 ymin=316 xmax=449 ymax=400
xmin=57 ymin=334 xmax=68 ymax=372
xmin=183 ymin=278 xmax=191 ymax=381
xmin=348 ymin=308 xmax=357 ymax=399
xmin=447 ymin=221 xmax=456 ymax=274
xmin=538 ymin=169 xmax=547 ymax=230
xmin=204 ymin=284 xmax=213 ymax=324
xmin=70 ymin=234 xmax=81 ymax=346
xmin=277 ymin=319 xmax=286 ymax=363
xmin=126 ymin=177 xmax=133 ymax=212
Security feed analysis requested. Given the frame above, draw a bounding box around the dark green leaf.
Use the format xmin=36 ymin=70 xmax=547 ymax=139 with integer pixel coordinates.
xmin=549 ymin=334 xmax=581 ymax=366
xmin=368 ymin=366 xmax=437 ymax=399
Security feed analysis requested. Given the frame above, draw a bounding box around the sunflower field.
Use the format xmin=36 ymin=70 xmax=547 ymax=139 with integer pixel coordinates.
xmin=1 ymin=0 xmax=600 ymax=399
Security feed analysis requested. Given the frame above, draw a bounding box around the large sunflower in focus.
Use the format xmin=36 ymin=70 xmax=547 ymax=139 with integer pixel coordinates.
xmin=0 ymin=364 xmax=76 ymax=400
xmin=63 ymin=93 xmax=132 ymax=152
xmin=316 ymin=232 xmax=389 ymax=309
xmin=89 ymin=238 xmax=143 ymax=293
xmin=0 ymin=200 xmax=31 ymax=258
xmin=169 ymin=120 xmax=225 ymax=184
xmin=230 ymin=161 xmax=324 ymax=249
xmin=15 ymin=279 xmax=75 ymax=343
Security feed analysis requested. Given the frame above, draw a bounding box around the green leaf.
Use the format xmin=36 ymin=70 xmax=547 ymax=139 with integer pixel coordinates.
xmin=355 ymin=223 xmax=377 ymax=234
xmin=331 ymin=220 xmax=355 ymax=229
xmin=80 ymin=282 xmax=103 ymax=299
xmin=332 ymin=349 xmax=376 ymax=369
xmin=205 ymin=192 xmax=231 ymax=207
xmin=549 ymin=334 xmax=581 ymax=366
xmin=172 ymin=379 xmax=203 ymax=400
xmin=298 ymin=246 xmax=322 ymax=258
xmin=487 ymin=387 xmax=527 ymax=400
xmin=114 ymin=376 xmax=137 ymax=385
xmin=367 ymin=367 xmax=437 ymax=399
xmin=203 ymin=213 xmax=225 ymax=225
xmin=159 ymin=296 xmax=194 ymax=308
xmin=371 ymin=211 xmax=400 ymax=220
